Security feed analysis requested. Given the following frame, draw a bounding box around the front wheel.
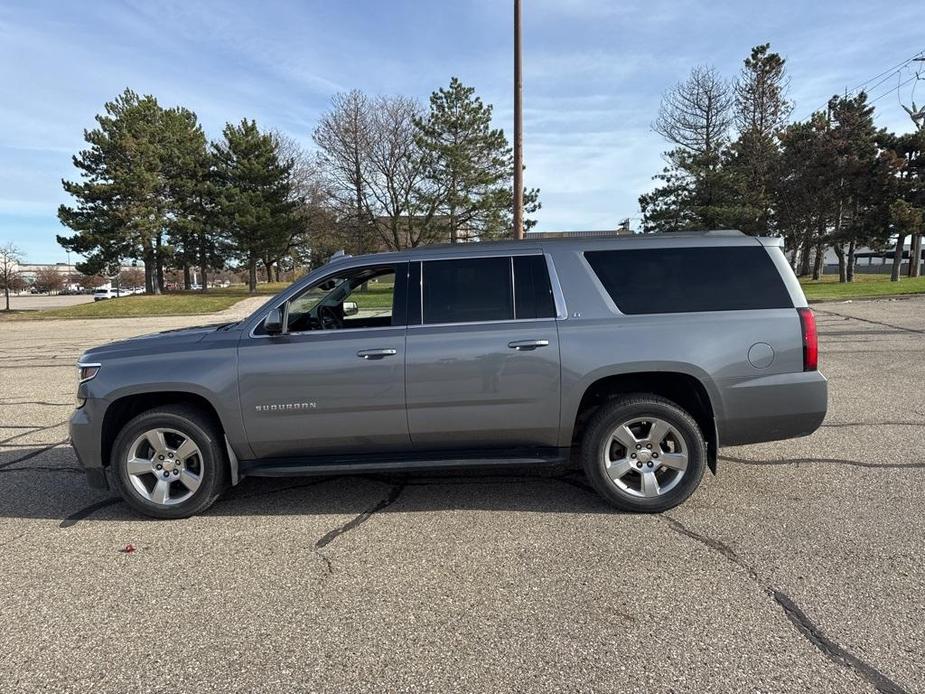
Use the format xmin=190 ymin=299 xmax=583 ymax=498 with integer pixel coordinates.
xmin=580 ymin=394 xmax=706 ymax=513
xmin=111 ymin=405 xmax=228 ymax=519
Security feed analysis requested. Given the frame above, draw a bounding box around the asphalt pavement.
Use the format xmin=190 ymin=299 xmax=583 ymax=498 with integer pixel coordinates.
xmin=0 ymin=296 xmax=922 ymax=693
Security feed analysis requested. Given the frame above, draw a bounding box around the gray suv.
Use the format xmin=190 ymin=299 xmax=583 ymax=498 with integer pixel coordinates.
xmin=69 ymin=231 xmax=826 ymax=518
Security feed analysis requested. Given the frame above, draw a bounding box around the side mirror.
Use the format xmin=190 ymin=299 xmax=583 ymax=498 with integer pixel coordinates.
xmin=263 ymin=308 xmax=284 ymax=335
xmin=343 ymin=301 xmax=359 ymax=317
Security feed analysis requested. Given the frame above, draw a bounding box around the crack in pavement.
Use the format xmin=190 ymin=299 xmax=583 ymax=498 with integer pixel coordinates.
xmin=820 ymin=421 xmax=924 ymax=429
xmin=309 ymin=474 xmax=601 ymax=575
xmin=662 ymin=515 xmax=910 ymax=694
xmin=720 ymin=454 xmax=925 ymax=470
xmin=814 ymin=308 xmax=925 ymax=336
xmin=59 ymin=497 xmax=122 ymax=528
xmin=315 ymin=482 xmax=406 ymax=550
xmin=310 ymin=482 xmax=407 ymax=576
xmin=0 ymin=364 xmax=72 ymax=369
xmin=0 ymin=400 xmax=73 ymax=407
xmin=224 ymin=477 xmax=337 ymax=502
xmin=0 ymin=466 xmax=83 ymax=475
xmin=0 ymin=439 xmax=68 ymax=469
xmin=0 ymin=420 xmax=69 ymax=445
xmin=0 ymin=532 xmax=27 ymax=550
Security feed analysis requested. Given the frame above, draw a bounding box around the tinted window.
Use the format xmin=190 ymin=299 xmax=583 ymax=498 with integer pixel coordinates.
xmin=585 ymin=247 xmax=793 ymax=314
xmin=514 ymin=255 xmax=556 ymax=319
xmin=423 ymin=257 xmax=513 ymax=324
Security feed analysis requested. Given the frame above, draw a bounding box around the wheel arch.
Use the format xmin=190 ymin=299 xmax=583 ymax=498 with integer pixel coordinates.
xmin=100 ymin=390 xmax=227 ymax=470
xmin=566 ymin=368 xmax=719 ymax=474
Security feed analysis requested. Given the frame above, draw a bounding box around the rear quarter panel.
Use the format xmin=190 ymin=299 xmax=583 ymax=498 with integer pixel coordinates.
xmin=556 ymin=310 xmax=807 ymax=446
xmin=549 ymin=245 xmax=820 ymax=447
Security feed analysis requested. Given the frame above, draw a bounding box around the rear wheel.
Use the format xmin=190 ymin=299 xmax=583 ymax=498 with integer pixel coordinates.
xmin=580 ymin=394 xmax=706 ymax=512
xmin=112 ymin=405 xmax=227 ymax=519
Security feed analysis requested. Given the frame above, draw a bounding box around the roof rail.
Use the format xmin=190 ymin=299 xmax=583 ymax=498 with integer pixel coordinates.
xmin=328 ymin=250 xmax=351 ymax=263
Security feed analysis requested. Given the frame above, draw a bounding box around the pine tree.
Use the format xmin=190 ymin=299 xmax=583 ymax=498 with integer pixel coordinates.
xmin=212 ymin=120 xmax=299 ymax=293
xmin=162 ymin=107 xmax=225 ymax=291
xmin=777 ymin=114 xmax=834 ymax=276
xmin=58 ymin=89 xmax=173 ymax=293
xmin=415 ymin=77 xmax=539 ymax=241
xmin=726 ymin=44 xmax=791 ymax=235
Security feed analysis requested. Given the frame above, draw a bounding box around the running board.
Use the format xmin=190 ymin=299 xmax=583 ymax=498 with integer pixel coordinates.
xmin=240 ymin=448 xmax=570 ymax=478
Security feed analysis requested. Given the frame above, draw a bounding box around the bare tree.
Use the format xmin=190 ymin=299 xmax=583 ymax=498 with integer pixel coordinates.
xmin=33 ymin=266 xmax=66 ymax=294
xmin=362 ymin=95 xmax=443 ymax=250
xmin=77 ymin=273 xmax=107 ymax=290
xmin=653 ymin=65 xmax=733 ymax=158
xmin=118 ymin=267 xmax=145 ymax=289
xmin=0 ymin=243 xmax=24 ymax=311
xmin=313 ymin=90 xmax=376 ymax=253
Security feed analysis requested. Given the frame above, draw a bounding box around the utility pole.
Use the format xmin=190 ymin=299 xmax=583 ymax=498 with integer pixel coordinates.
xmin=513 ymin=0 xmax=524 ymax=239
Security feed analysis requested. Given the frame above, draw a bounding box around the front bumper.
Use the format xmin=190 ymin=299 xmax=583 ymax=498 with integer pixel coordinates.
xmin=69 ymin=399 xmax=109 ymax=489
xmin=718 ymin=370 xmax=828 ymax=447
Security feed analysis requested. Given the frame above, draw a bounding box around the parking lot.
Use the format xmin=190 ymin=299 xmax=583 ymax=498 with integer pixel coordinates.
xmin=1 ymin=297 xmax=923 ymax=693
xmin=5 ymin=294 xmax=94 ymax=311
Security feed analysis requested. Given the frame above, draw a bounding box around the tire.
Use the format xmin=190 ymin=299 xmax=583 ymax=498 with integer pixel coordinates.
xmin=580 ymin=394 xmax=706 ymax=513
xmin=111 ymin=405 xmax=228 ymax=519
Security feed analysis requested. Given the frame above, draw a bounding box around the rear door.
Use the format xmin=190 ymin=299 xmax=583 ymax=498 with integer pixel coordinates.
xmin=404 ymin=254 xmax=562 ymax=450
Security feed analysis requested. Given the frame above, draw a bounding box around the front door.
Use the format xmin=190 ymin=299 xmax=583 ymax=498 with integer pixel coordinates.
xmin=404 ymin=255 xmax=562 ymax=450
xmin=238 ymin=263 xmax=409 ymax=459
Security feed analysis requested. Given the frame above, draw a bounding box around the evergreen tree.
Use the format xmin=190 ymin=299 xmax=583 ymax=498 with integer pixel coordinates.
xmin=58 ymin=89 xmax=173 ymax=293
xmin=825 ymin=93 xmax=888 ymax=281
xmin=882 ymin=130 xmax=925 ymax=279
xmin=777 ymin=113 xmax=835 ymax=276
xmin=212 ymin=120 xmax=299 ymax=293
xmin=415 ymin=77 xmax=539 ymax=241
xmin=163 ymin=107 xmax=226 ymax=291
xmin=726 ymin=44 xmax=791 ymax=235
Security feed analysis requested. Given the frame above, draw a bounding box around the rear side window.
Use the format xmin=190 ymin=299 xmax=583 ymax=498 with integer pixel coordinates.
xmin=513 ymin=255 xmax=556 ymax=319
xmin=423 ymin=257 xmax=513 ymax=324
xmin=584 ymin=247 xmax=793 ymax=314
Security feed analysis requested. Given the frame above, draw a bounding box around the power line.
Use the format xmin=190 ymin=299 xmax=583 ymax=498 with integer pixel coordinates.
xmin=867 ymin=72 xmax=921 ymax=106
xmin=796 ymin=48 xmax=925 ymax=120
xmin=847 ymin=49 xmax=924 ymax=94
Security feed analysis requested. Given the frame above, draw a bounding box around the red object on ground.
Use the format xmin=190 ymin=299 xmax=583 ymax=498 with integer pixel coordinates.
xmin=120 ymin=544 xmax=136 ymax=554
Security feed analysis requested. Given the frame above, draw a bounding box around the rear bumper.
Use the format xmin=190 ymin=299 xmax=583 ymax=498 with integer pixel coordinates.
xmin=718 ymin=370 xmax=828 ymax=446
xmin=69 ymin=399 xmax=109 ymax=489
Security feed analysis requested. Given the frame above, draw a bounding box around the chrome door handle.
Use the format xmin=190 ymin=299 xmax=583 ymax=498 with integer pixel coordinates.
xmin=357 ymin=348 xmax=398 ymax=359
xmin=507 ymin=339 xmax=549 ymax=351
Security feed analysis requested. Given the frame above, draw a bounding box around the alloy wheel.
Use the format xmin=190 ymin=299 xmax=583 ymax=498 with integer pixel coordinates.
xmin=125 ymin=427 xmax=204 ymax=506
xmin=602 ymin=417 xmax=688 ymax=498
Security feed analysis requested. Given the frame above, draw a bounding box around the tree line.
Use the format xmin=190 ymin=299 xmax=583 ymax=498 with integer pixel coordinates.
xmin=57 ymin=79 xmax=539 ymax=294
xmin=641 ymin=44 xmax=925 ymax=282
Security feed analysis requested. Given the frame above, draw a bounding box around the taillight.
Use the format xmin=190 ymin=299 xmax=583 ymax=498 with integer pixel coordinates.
xmin=797 ymin=308 xmax=817 ymax=371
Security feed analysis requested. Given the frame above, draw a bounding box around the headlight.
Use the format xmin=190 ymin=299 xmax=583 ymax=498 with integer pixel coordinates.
xmin=78 ymin=363 xmax=101 ymax=382
xmin=75 ymin=362 xmax=101 ymax=408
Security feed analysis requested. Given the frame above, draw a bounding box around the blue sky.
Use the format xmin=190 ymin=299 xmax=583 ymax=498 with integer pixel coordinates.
xmin=1 ymin=0 xmax=923 ymax=263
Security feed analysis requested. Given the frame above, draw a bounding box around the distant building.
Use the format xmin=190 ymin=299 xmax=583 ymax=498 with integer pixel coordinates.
xmin=526 ymin=228 xmax=635 ymax=240
xmin=12 ymin=261 xmax=137 ymax=284
xmin=526 ymin=219 xmax=636 ymax=239
xmin=821 ymin=239 xmax=924 ymax=274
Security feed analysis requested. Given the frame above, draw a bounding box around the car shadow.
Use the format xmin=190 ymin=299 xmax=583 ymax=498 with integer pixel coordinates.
xmin=0 ymin=445 xmax=617 ymax=524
